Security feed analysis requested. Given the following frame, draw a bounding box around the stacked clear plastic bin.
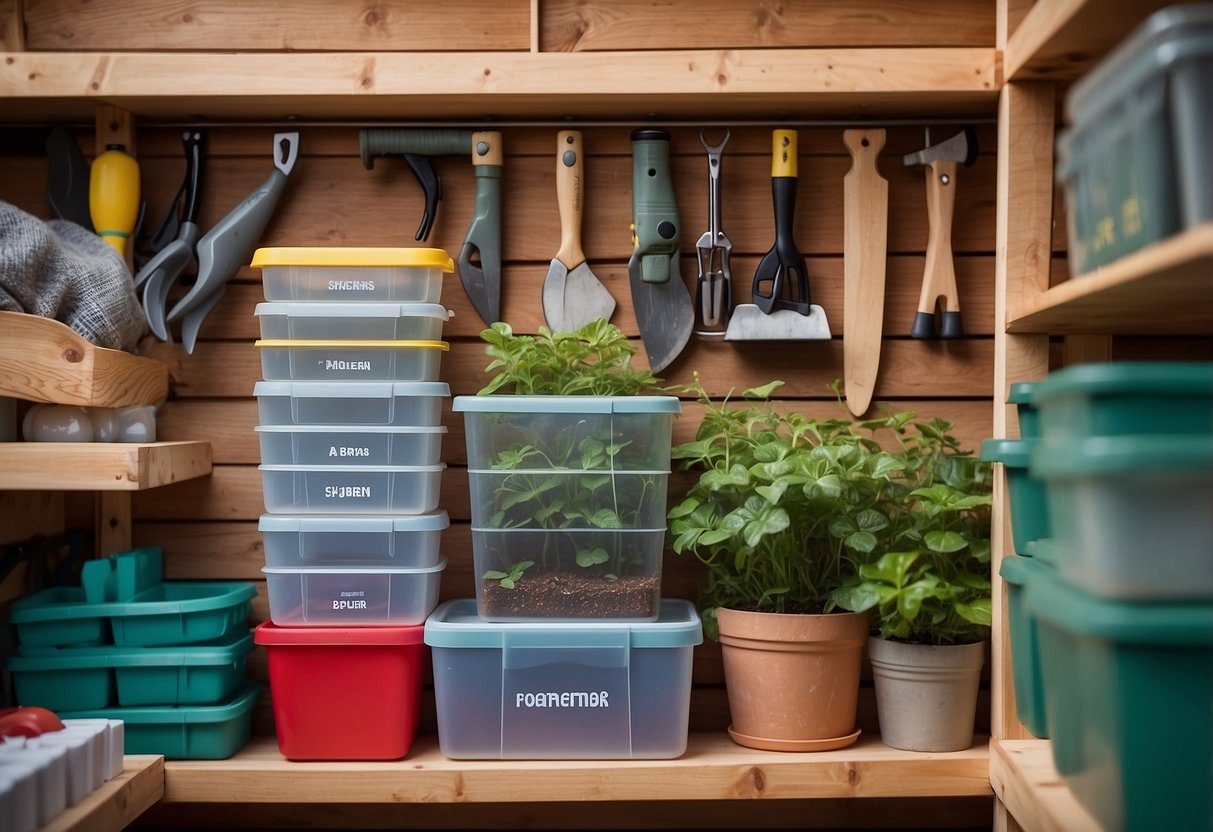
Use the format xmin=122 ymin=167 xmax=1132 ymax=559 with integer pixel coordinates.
xmin=425 ymin=395 xmax=703 ymax=760
xmin=249 ymin=247 xmax=454 ymax=761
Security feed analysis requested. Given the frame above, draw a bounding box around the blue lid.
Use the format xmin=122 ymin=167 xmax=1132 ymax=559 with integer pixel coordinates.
xmin=254 ymin=424 xmax=446 ymax=434
xmin=424 ymin=598 xmax=703 ymax=649
xmin=259 ymin=511 xmax=449 ymax=534
xmin=452 ymin=395 xmax=681 ymax=415
xmin=254 ymin=380 xmax=451 ymax=399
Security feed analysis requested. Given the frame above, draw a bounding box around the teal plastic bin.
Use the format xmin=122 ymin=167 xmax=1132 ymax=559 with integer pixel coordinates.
xmin=1027 ymin=569 xmax=1213 ymax=831
xmin=6 ymin=649 xmax=114 ymax=711
xmin=9 ymin=587 xmax=109 ymax=648
xmin=59 ymin=683 xmax=262 ymax=760
xmin=980 ymin=438 xmax=1050 ymax=555
xmin=1007 ymin=382 xmax=1040 ymax=439
xmin=998 ymin=555 xmax=1051 ymax=738
xmin=1057 ymin=5 xmax=1213 ymax=274
xmin=1032 ymin=362 xmax=1213 ymax=443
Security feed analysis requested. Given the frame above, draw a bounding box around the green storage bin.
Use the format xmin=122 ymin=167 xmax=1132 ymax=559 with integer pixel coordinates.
xmin=1057 ymin=5 xmax=1213 ymax=275
xmin=108 ymin=582 xmax=256 ymax=647
xmin=1008 ymin=381 xmax=1041 ymax=439
xmin=998 ymin=555 xmax=1051 ymax=739
xmin=1027 ymin=570 xmax=1213 ymax=831
xmin=1033 ymin=362 xmax=1213 ymax=443
xmin=81 ymin=546 xmax=163 ymax=603
xmin=59 ymin=682 xmax=262 ymax=760
xmin=9 ymin=587 xmax=110 ymax=648
xmin=980 ymin=438 xmax=1050 ymax=555
xmin=6 ymin=650 xmax=114 ymax=711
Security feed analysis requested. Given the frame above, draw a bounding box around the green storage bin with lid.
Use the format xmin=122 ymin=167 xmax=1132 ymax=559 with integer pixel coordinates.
xmin=998 ymin=554 xmax=1052 ymax=739
xmin=1007 ymin=381 xmax=1040 ymax=439
xmin=1056 ymin=5 xmax=1213 ymax=275
xmin=980 ymin=438 xmax=1050 ymax=555
xmin=1027 ymin=569 xmax=1213 ymax=831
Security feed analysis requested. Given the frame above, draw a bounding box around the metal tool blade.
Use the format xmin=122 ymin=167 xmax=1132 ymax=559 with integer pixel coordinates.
xmin=542 ymin=258 xmax=569 ymax=330
xmin=723 ymin=303 xmax=832 ymax=341
xmin=458 ymin=254 xmax=499 ymax=326
xmin=628 ymin=253 xmax=693 ymax=373
xmin=562 ymin=261 xmax=615 ymax=330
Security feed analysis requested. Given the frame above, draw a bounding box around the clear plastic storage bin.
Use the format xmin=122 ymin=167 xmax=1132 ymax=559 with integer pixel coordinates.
xmin=424 ymin=598 xmax=702 ymax=759
xmin=259 ymin=463 xmax=444 ymax=515
xmin=263 ymin=561 xmax=445 ymax=626
xmin=256 ymin=339 xmax=447 ymax=382
xmin=252 ymin=246 xmax=452 ymax=302
xmin=255 ymin=380 xmax=449 ymax=428
xmin=259 ymin=512 xmax=447 ymax=568
xmin=255 ymin=302 xmax=450 ymax=342
xmin=256 ymin=424 xmax=446 ymax=467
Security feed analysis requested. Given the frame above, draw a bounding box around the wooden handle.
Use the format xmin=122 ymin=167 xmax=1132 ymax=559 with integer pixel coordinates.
xmin=554 ymin=130 xmax=585 ymax=270
xmin=842 ymin=128 xmax=889 ymax=417
xmin=471 ymin=130 xmax=503 ymax=167
xmin=919 ymin=159 xmax=960 ymax=315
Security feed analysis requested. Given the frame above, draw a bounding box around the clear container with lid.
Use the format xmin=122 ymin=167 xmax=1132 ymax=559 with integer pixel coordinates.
xmin=252 ymin=247 xmax=453 ymax=302
xmin=254 ymin=380 xmax=449 ymax=428
xmin=256 ymin=302 xmax=451 ymax=341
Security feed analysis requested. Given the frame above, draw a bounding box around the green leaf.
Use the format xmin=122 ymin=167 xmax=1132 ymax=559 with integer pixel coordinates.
xmin=955 ymin=598 xmax=993 ymax=627
xmin=924 ymin=530 xmax=969 ymax=554
xmin=743 ymin=506 xmax=790 ymax=548
xmin=483 ymin=570 xmax=509 ymax=580
xmin=667 ymin=497 xmax=700 ymax=519
xmin=576 ymin=548 xmax=610 ymax=567
xmin=830 ymin=584 xmax=883 ymax=613
xmin=589 ymin=508 xmax=623 ymax=529
xmin=755 ymin=480 xmax=789 ymax=506
xmin=742 ymin=380 xmax=784 ymax=400
xmin=845 ymin=530 xmax=878 ymax=554
xmin=856 ymin=509 xmax=889 ymax=532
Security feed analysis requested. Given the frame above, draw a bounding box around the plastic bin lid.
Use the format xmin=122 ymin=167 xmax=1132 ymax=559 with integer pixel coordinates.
xmin=998 ymin=554 xmax=1052 ymax=586
xmin=255 ymin=339 xmax=449 ymax=350
xmin=251 ymin=247 xmax=454 ymax=272
xmin=254 ymin=424 xmax=447 ymax=435
xmin=253 ymin=380 xmax=451 ymax=399
xmin=258 ymin=462 xmax=446 ymax=472
xmin=9 ymin=632 xmax=254 ymax=669
xmin=261 ymin=558 xmax=446 ymax=576
xmin=255 ymin=302 xmax=452 ymax=320
xmin=452 ymin=395 xmax=682 ymax=415
xmin=1032 ymin=362 xmax=1213 ymax=405
xmin=1007 ymin=382 xmax=1039 ymax=405
xmin=1024 ymin=537 xmax=1061 ymax=567
xmin=424 ymin=598 xmax=703 ymax=649
xmin=1029 ymin=434 xmax=1213 ymax=477
xmin=58 ymin=682 xmax=263 ymax=724
xmin=980 ymin=437 xmax=1037 ymax=467
xmin=259 ymin=511 xmax=450 ymax=533
xmin=1026 ymin=568 xmax=1213 ymax=645
xmin=254 ymin=619 xmax=425 ymax=646
xmin=1065 ymin=5 xmax=1213 ymax=123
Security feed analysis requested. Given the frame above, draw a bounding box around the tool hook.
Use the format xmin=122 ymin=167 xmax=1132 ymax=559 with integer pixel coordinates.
xmin=695 ymin=128 xmax=732 ymax=330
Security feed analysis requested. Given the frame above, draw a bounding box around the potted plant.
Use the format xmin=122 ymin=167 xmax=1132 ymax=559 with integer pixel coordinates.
xmin=830 ymin=417 xmax=993 ymax=752
xmin=668 ymin=378 xmax=911 ymax=751
xmin=452 ymin=320 xmax=681 ymax=620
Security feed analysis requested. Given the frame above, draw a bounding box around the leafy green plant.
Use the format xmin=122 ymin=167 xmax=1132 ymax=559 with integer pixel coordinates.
xmin=483 ymin=560 xmax=534 ymax=589
xmin=668 ymin=376 xmax=992 ymax=643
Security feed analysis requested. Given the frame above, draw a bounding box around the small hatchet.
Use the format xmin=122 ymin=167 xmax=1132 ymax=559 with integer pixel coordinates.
xmin=903 ymin=127 xmax=978 ymax=339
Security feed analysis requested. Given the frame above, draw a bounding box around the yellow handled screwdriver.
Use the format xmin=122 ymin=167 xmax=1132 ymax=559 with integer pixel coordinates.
xmin=89 ymin=143 xmax=140 ymax=258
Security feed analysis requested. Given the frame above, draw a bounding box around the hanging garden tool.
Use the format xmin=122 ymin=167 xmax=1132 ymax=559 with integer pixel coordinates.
xmin=627 ymin=128 xmax=694 ymax=373
xmin=842 ymin=128 xmax=889 ymax=417
xmin=89 ymin=143 xmax=140 ymax=261
xmin=725 ymin=129 xmax=831 ymax=341
xmin=541 ymin=130 xmax=615 ymax=331
xmin=134 ymin=129 xmax=205 ymax=342
xmin=694 ymin=128 xmax=732 ymax=337
xmin=360 ymin=128 xmax=503 ymax=325
xmin=902 ymin=126 xmax=977 ymax=339
xmin=165 ymin=131 xmax=299 ymax=354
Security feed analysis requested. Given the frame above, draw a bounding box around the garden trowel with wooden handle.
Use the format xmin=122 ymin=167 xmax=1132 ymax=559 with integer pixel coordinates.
xmin=843 ymin=128 xmax=888 ymax=417
xmin=542 ymin=130 xmax=615 ymax=332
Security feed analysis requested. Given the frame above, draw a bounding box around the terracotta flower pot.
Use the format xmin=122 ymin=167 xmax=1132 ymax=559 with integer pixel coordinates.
xmin=715 ymin=606 xmax=869 ymax=752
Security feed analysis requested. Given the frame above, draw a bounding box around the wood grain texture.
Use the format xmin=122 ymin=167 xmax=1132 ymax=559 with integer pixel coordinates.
xmin=990 ymin=740 xmax=1101 ymax=832
xmin=23 ymin=0 xmax=531 ymax=51
xmin=0 ymin=440 xmax=212 ymax=490
xmin=41 ymin=755 xmax=163 ymax=832
xmin=0 ymin=0 xmax=23 ymax=51
xmin=540 ymin=0 xmax=994 ymax=51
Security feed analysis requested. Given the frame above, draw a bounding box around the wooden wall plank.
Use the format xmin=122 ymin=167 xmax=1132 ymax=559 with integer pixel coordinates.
xmin=0 ymin=0 xmax=23 ymax=50
xmin=540 ymin=0 xmax=994 ymax=52
xmin=24 ymin=0 xmax=531 ymax=52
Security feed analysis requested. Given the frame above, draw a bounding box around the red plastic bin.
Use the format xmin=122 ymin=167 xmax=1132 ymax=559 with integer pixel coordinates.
xmin=254 ymin=620 xmax=426 ymax=760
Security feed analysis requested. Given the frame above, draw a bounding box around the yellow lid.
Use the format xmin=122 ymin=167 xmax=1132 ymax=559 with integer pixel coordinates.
xmin=251 ymin=247 xmax=454 ymax=273
xmin=256 ymin=340 xmax=450 ymax=350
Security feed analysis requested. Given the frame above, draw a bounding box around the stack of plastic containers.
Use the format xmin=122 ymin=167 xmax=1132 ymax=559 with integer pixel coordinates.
xmin=248 ymin=247 xmax=453 ymax=761
xmin=426 ymin=395 xmax=703 ymax=760
xmin=1008 ymin=361 xmax=1213 ymax=830
xmin=5 ymin=547 xmax=258 ymax=761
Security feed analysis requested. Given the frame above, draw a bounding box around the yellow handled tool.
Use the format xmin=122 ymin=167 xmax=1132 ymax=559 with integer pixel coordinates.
xmin=89 ymin=143 xmax=140 ymax=258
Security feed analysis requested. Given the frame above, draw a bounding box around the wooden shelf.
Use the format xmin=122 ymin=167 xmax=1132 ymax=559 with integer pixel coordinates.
xmin=42 ymin=755 xmax=163 ymax=832
xmin=1005 ymin=0 xmax=1174 ymax=82
xmin=0 ymin=48 xmax=998 ymax=121
xmin=0 ymin=440 xmax=212 ymax=490
xmin=161 ymin=734 xmax=992 ymax=804
xmin=0 ymin=311 xmax=167 ymax=408
xmin=990 ymin=740 xmax=1100 ymax=832
xmin=1006 ymin=223 xmax=1213 ymax=335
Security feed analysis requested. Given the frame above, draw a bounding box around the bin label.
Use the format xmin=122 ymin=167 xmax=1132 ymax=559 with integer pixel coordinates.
xmin=304 ymin=573 xmax=390 ymax=622
xmin=502 ymin=653 xmax=630 ymax=755
xmin=329 ymin=445 xmax=371 ymax=458
xmin=327 ymin=279 xmax=375 ymax=291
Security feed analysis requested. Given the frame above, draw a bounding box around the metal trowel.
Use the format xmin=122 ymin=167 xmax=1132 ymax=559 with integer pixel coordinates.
xmin=542 ymin=130 xmax=615 ymax=331
xmin=166 ymin=131 xmax=299 ymax=354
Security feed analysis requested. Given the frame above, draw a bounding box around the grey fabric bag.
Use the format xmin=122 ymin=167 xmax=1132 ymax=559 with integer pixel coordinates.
xmin=0 ymin=199 xmax=147 ymax=352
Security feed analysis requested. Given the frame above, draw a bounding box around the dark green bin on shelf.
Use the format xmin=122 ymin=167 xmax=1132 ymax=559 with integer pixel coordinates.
xmin=1027 ymin=570 xmax=1213 ymax=831
xmin=980 ymin=438 xmax=1049 ymax=555
xmin=998 ymin=555 xmax=1051 ymax=739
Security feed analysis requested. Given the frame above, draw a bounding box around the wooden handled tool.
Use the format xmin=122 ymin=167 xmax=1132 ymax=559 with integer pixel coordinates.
xmin=843 ymin=128 xmax=888 ymax=417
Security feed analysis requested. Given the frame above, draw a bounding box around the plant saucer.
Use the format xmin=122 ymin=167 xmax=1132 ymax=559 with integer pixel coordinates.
xmin=727 ymin=725 xmax=862 ymax=752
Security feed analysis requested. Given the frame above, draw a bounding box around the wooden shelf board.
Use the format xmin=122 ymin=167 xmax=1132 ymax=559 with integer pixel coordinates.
xmin=990 ymin=740 xmax=1100 ymax=832
xmin=1005 ymin=0 xmax=1175 ymax=81
xmin=0 ymin=440 xmax=212 ymax=490
xmin=1006 ymin=223 xmax=1213 ymax=334
xmin=161 ymin=733 xmax=992 ymax=804
xmin=0 ymin=49 xmax=997 ymax=120
xmin=42 ymin=755 xmax=163 ymax=832
xmin=0 ymin=311 xmax=167 ymax=408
